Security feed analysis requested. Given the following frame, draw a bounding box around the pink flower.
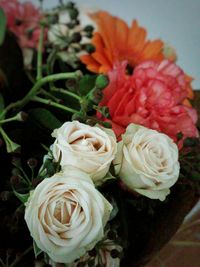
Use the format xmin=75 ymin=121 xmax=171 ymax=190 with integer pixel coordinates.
xmin=0 ymin=0 xmax=42 ymax=49
xmin=98 ymin=60 xmax=198 ymax=144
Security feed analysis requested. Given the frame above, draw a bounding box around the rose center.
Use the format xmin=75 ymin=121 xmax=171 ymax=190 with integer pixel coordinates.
xmin=71 ymin=135 xmax=102 ymax=152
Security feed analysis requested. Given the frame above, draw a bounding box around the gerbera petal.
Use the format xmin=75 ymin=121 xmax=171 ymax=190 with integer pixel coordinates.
xmin=139 ymin=40 xmax=164 ymax=62
xmin=80 ymin=11 xmax=165 ymax=73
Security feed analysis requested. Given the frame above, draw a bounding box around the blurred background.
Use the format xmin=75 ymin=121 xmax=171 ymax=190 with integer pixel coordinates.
xmin=145 ymin=200 xmax=200 ymax=267
xmin=22 ymin=0 xmax=200 ymax=89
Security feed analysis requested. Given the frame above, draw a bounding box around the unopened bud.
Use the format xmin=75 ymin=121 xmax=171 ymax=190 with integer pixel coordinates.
xmin=10 ymin=175 xmax=21 ymax=186
xmin=83 ymin=25 xmax=94 ymax=33
xmin=107 ymin=230 xmax=117 ymax=240
xmin=17 ymin=111 xmax=28 ymax=122
xmin=69 ymin=8 xmax=79 ymax=20
xmin=95 ymin=74 xmax=109 ymax=89
xmin=27 ymin=158 xmax=38 ymax=168
xmin=88 ymin=248 xmax=97 ymax=257
xmin=84 ymin=43 xmax=95 ymax=53
xmin=71 ymin=32 xmax=82 ymax=43
xmin=85 ymin=31 xmax=93 ymax=38
xmin=88 ymin=88 xmax=103 ymax=105
xmin=66 ymin=1 xmax=75 ymax=9
xmin=110 ymin=249 xmax=120 ymax=258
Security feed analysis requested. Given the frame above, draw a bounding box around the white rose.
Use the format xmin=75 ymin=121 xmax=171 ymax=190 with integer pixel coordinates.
xmin=114 ymin=124 xmax=180 ymax=201
xmin=51 ymin=121 xmax=117 ymax=186
xmin=25 ymin=169 xmax=112 ymax=263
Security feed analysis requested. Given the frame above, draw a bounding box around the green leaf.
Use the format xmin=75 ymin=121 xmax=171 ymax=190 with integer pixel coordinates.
xmin=79 ymin=75 xmax=96 ymax=96
xmin=33 ymin=240 xmax=42 ymax=258
xmin=13 ymin=189 xmax=30 ymax=204
xmin=29 ymin=108 xmax=62 ymax=130
xmin=0 ymin=8 xmax=6 ymax=45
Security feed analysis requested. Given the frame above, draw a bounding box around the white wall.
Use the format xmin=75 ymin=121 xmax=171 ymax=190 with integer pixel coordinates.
xmin=24 ymin=0 xmax=200 ymax=89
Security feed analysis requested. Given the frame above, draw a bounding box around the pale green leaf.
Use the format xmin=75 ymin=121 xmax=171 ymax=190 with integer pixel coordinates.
xmin=13 ymin=190 xmax=30 ymax=204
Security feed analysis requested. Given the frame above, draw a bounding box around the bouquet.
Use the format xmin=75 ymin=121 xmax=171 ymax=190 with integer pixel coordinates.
xmin=0 ymin=1 xmax=200 ymax=266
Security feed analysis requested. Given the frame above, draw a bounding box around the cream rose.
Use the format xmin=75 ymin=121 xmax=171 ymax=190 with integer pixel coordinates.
xmin=51 ymin=121 xmax=117 ymax=185
xmin=114 ymin=124 xmax=180 ymax=201
xmin=24 ymin=169 xmax=112 ymax=263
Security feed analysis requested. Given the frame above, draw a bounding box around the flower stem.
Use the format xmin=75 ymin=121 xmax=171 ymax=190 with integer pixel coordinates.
xmin=0 ymin=258 xmax=6 ymax=267
xmin=36 ymin=26 xmax=44 ymax=81
xmin=9 ymin=246 xmax=33 ymax=267
xmin=0 ymin=115 xmax=19 ymax=124
xmin=0 ymin=71 xmax=82 ymax=120
xmin=32 ymin=96 xmax=78 ymax=113
xmin=40 ymin=89 xmax=61 ymax=102
xmin=51 ymin=87 xmax=82 ymax=101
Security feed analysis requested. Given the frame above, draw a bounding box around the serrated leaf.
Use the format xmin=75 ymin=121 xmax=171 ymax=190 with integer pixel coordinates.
xmin=29 ymin=108 xmax=62 ymax=130
xmin=79 ymin=75 xmax=96 ymax=96
xmin=0 ymin=8 xmax=6 ymax=45
xmin=33 ymin=240 xmax=42 ymax=258
xmin=13 ymin=189 xmax=30 ymax=204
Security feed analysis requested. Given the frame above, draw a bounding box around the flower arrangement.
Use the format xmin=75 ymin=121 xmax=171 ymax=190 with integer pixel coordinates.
xmin=0 ymin=1 xmax=200 ymax=267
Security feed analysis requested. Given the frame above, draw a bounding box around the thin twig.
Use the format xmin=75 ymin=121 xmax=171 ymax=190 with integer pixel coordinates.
xmin=9 ymin=246 xmax=33 ymax=267
xmin=32 ymin=96 xmax=78 ymax=114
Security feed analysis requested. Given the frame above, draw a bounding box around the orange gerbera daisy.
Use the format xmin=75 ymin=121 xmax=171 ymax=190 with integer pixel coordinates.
xmin=81 ymin=11 xmax=165 ymax=73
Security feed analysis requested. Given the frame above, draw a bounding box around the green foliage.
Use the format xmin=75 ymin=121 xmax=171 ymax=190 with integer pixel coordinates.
xmin=0 ymin=8 xmax=6 ymax=45
xmin=79 ymin=75 xmax=97 ymax=96
xmin=29 ymin=108 xmax=62 ymax=130
xmin=33 ymin=240 xmax=42 ymax=257
xmin=13 ymin=189 xmax=30 ymax=204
